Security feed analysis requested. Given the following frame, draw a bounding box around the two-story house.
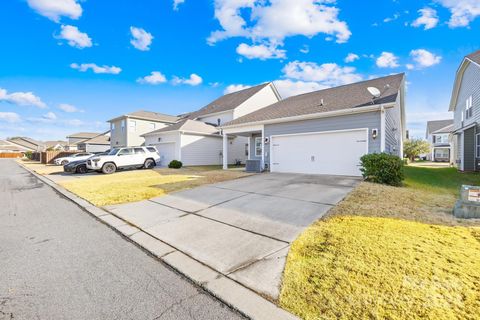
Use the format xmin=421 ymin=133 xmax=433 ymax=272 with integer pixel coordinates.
xmin=449 ymin=50 xmax=480 ymax=171
xmin=142 ymin=82 xmax=281 ymax=166
xmin=425 ymin=119 xmax=454 ymax=162
xmin=107 ymin=110 xmax=179 ymax=148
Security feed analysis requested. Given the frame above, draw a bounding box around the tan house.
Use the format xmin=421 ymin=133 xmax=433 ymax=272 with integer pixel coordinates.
xmin=66 ymin=132 xmax=101 ymax=151
xmin=107 ymin=110 xmax=179 ymax=148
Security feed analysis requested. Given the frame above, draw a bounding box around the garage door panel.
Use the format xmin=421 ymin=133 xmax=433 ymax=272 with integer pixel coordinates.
xmin=271 ymin=129 xmax=368 ymax=176
xmin=153 ymin=143 xmax=176 ymax=167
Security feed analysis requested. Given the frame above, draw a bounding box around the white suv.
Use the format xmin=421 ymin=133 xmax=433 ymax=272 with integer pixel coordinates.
xmin=54 ymin=152 xmax=94 ymax=165
xmin=86 ymin=146 xmax=160 ymax=174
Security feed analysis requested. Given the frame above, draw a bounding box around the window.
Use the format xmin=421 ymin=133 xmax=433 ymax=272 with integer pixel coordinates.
xmin=255 ymin=137 xmax=262 ymax=157
xmin=117 ymin=148 xmax=133 ymax=156
xmin=147 ymin=147 xmax=157 ymax=153
xmin=434 ymin=134 xmax=449 ymax=144
xmin=466 ymin=95 xmax=473 ymax=119
xmin=434 ymin=148 xmax=449 ymax=159
xmin=476 ymin=134 xmax=480 ymax=158
xmin=121 ymin=120 xmax=125 ymax=133
xmin=111 ymin=123 xmax=115 ymax=133
xmin=149 ymin=122 xmax=156 ymax=130
xmin=129 ymin=120 xmax=136 ymax=132
xmin=134 ymin=147 xmax=145 ymax=154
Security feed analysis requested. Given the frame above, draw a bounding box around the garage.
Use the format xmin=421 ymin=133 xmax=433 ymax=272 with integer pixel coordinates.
xmin=270 ymin=129 xmax=368 ymax=176
xmin=152 ymin=142 xmax=176 ymax=167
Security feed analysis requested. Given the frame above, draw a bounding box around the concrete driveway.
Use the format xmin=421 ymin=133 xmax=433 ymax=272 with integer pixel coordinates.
xmin=106 ymin=173 xmax=359 ymax=300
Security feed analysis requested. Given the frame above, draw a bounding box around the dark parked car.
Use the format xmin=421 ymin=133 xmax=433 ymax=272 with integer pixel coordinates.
xmin=63 ymin=151 xmax=109 ymax=174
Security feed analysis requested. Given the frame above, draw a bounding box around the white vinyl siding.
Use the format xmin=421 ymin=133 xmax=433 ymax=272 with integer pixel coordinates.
xmin=197 ymin=111 xmax=234 ymax=126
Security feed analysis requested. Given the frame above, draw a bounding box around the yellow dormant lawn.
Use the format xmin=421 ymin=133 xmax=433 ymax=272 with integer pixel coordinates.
xmin=280 ymin=167 xmax=480 ymax=319
xmin=58 ymin=167 xmax=250 ymax=206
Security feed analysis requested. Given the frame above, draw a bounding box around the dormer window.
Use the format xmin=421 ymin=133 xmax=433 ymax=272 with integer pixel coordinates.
xmin=466 ymin=95 xmax=473 ymax=119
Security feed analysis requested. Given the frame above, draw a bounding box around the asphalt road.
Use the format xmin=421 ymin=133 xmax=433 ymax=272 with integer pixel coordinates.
xmin=0 ymin=160 xmax=245 ymax=320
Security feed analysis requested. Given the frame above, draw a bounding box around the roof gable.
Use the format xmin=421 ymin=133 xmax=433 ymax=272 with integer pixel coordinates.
xmin=449 ymin=50 xmax=480 ymax=111
xmin=224 ymin=74 xmax=404 ymax=127
xmin=186 ymin=83 xmax=271 ymax=120
xmin=426 ymin=119 xmax=454 ymax=137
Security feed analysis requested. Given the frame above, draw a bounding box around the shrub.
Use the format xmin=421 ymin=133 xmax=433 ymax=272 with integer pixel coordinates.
xmin=360 ymin=153 xmax=404 ymax=186
xmin=168 ymin=160 xmax=183 ymax=169
xmin=24 ymin=151 xmax=33 ymax=160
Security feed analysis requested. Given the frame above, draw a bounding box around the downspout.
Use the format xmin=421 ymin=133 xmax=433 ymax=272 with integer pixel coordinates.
xmin=380 ymin=105 xmax=386 ymax=152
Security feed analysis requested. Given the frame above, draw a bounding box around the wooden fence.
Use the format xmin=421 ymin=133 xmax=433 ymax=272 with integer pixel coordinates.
xmin=40 ymin=151 xmax=78 ymax=164
xmin=0 ymin=153 xmax=23 ymax=158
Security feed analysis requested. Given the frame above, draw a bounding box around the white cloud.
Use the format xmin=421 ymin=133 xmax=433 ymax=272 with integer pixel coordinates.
xmin=410 ymin=49 xmax=442 ymax=68
xmin=58 ymin=103 xmax=82 ymax=113
xmin=236 ymin=43 xmax=286 ymax=60
xmin=57 ymin=25 xmax=92 ymax=48
xmin=26 ymin=0 xmax=82 ymax=22
xmin=173 ymin=0 xmax=185 ymax=10
xmin=344 ymin=53 xmax=359 ymax=63
xmin=43 ymin=112 xmax=57 ymax=120
xmin=274 ymin=79 xmax=325 ymax=98
xmin=172 ymin=74 xmax=203 ymax=86
xmin=137 ymin=71 xmax=168 ymax=85
xmin=282 ymin=61 xmax=362 ymax=86
xmin=0 ymin=88 xmax=47 ymax=108
xmin=376 ymin=52 xmax=400 ymax=68
xmin=411 ymin=8 xmax=439 ymax=30
xmin=383 ymin=13 xmax=400 ymax=23
xmin=208 ymin=0 xmax=351 ymax=45
xmin=436 ymin=0 xmax=480 ymax=27
xmin=70 ymin=63 xmax=122 ymax=74
xmin=0 ymin=112 xmax=21 ymax=123
xmin=406 ymin=64 xmax=415 ymax=70
xmin=224 ymin=84 xmax=252 ymax=94
xmin=130 ymin=27 xmax=153 ymax=51
xmin=299 ymin=45 xmax=309 ymax=54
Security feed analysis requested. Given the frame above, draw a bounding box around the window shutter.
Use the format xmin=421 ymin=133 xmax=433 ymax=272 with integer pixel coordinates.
xmin=432 ymin=135 xmax=436 ymax=143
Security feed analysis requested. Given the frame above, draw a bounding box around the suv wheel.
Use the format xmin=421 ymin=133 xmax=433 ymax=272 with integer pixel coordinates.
xmin=144 ymin=158 xmax=155 ymax=169
xmin=102 ymin=162 xmax=116 ymax=174
xmin=76 ymin=165 xmax=88 ymax=174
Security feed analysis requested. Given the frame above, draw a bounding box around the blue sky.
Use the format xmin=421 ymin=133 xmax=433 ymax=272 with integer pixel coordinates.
xmin=0 ymin=0 xmax=479 ymax=140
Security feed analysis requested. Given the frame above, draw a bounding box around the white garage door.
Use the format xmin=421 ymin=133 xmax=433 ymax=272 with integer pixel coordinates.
xmin=270 ymin=129 xmax=368 ymax=176
xmin=152 ymin=142 xmax=176 ymax=167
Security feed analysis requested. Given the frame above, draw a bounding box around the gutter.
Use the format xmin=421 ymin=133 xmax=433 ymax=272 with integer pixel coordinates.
xmin=221 ymin=103 xmax=395 ymax=129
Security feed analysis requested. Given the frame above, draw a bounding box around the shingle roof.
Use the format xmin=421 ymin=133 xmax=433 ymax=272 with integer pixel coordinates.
xmin=426 ymin=119 xmax=454 ymax=137
xmin=432 ymin=123 xmax=454 ymax=134
xmin=467 ymin=50 xmax=480 ymax=65
xmin=8 ymin=137 xmax=45 ymax=150
xmin=66 ymin=132 xmax=100 ymax=139
xmin=80 ymin=134 xmax=110 ymax=145
xmin=44 ymin=140 xmax=67 ymax=148
xmin=186 ymin=83 xmax=271 ymax=120
xmin=224 ymin=74 xmax=404 ymax=127
xmin=142 ymin=119 xmax=219 ymax=136
xmin=108 ymin=110 xmax=179 ymax=123
xmin=0 ymin=140 xmax=30 ymax=152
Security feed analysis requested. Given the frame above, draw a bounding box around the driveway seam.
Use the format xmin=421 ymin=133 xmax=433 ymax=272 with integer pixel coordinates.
xmin=211 ymin=185 xmax=348 ymax=207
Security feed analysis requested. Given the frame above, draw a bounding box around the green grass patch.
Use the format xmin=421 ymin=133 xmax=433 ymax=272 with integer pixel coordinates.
xmin=404 ymin=166 xmax=480 ymax=196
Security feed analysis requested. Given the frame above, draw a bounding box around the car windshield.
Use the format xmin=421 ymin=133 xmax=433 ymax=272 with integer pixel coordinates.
xmin=108 ymin=148 xmax=120 ymax=155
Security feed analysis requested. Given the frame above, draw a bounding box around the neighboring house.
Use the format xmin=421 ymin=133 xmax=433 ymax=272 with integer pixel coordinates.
xmin=44 ymin=140 xmax=68 ymax=151
xmin=425 ymin=119 xmax=454 ymax=162
xmin=108 ymin=110 xmax=179 ymax=148
xmin=221 ymin=73 xmax=406 ymax=176
xmin=76 ymin=131 xmax=111 ymax=153
xmin=0 ymin=139 xmax=31 ymax=153
xmin=449 ymin=50 xmax=480 ymax=171
xmin=66 ymin=132 xmax=101 ymax=151
xmin=8 ymin=137 xmax=45 ymax=152
xmin=143 ymin=82 xmax=281 ymax=166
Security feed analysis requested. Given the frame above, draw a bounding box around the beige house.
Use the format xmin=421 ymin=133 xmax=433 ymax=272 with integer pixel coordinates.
xmin=107 ymin=110 xmax=179 ymax=148
xmin=66 ymin=132 xmax=102 ymax=151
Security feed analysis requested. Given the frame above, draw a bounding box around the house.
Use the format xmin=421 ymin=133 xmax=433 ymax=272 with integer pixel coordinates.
xmin=8 ymin=137 xmax=45 ymax=152
xmin=221 ymin=73 xmax=406 ymax=176
xmin=75 ymin=131 xmax=111 ymax=153
xmin=143 ymin=82 xmax=281 ymax=166
xmin=44 ymin=140 xmax=68 ymax=151
xmin=108 ymin=110 xmax=179 ymax=148
xmin=449 ymin=50 xmax=480 ymax=171
xmin=0 ymin=139 xmax=31 ymax=153
xmin=66 ymin=132 xmax=101 ymax=151
xmin=425 ymin=119 xmax=454 ymax=162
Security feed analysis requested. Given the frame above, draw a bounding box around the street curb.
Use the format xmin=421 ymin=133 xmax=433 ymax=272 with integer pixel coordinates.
xmin=18 ymin=162 xmax=299 ymax=320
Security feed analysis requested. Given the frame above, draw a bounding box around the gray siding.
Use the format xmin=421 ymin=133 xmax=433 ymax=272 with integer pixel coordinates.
xmin=453 ymin=63 xmax=480 ymax=131
xmin=384 ymin=96 xmax=402 ymax=156
xmin=264 ymin=111 xmax=381 ymax=164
